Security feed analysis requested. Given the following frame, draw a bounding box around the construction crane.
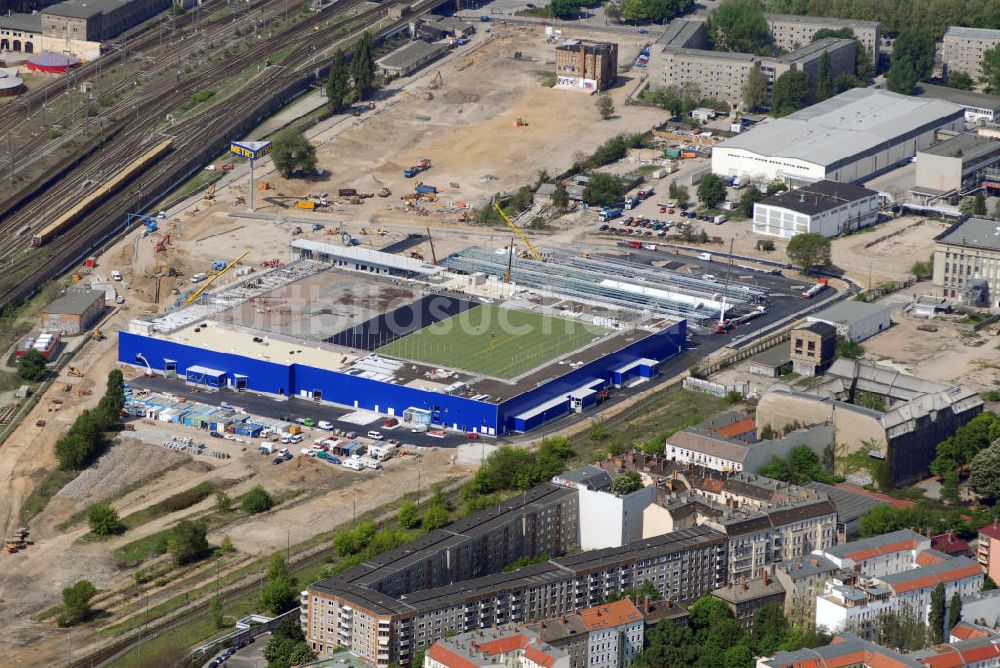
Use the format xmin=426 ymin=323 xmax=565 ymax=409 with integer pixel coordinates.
xmin=425 ymin=227 xmax=437 ymax=265
xmin=493 ymin=202 xmax=541 ymax=260
xmin=184 ymin=249 xmax=251 ymax=305
xmin=505 ymin=237 xmax=514 ymax=283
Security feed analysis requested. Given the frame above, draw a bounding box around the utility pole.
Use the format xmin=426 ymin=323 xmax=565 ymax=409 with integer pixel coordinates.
xmin=7 ymin=130 xmax=12 ymax=182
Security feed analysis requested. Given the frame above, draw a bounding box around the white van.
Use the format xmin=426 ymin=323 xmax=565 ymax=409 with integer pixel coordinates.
xmin=111 ymin=270 xmax=122 ymax=281
xmin=317 ymin=420 xmax=334 ymax=431
xmin=367 ymin=430 xmax=384 ymax=440
xmin=259 ymin=442 xmax=275 ymax=454
xmin=191 ymin=272 xmax=208 ymax=283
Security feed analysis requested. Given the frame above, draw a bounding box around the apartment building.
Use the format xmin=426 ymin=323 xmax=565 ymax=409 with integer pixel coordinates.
xmin=303 ymin=513 xmax=727 ymax=666
xmin=943 ymin=27 xmax=1000 ymax=81
xmin=602 ymin=455 xmax=837 ymax=583
xmin=815 ymin=529 xmax=930 ymax=578
xmin=774 ymin=555 xmax=848 ymax=628
xmin=760 ymin=632 xmax=1000 ymax=668
xmin=657 ymin=39 xmax=855 ymax=108
xmin=527 ymin=600 xmax=646 ymax=668
xmin=934 ymin=217 xmax=1000 ymax=309
xmin=712 ymin=570 xmax=787 ymax=629
xmin=554 ymin=39 xmax=618 ymax=92
xmin=977 ymin=522 xmax=1000 ymax=584
xmin=426 ymin=628 xmax=570 ymax=668
xmin=765 ymin=13 xmax=881 ymax=61
xmin=814 ymin=552 xmax=983 ymax=634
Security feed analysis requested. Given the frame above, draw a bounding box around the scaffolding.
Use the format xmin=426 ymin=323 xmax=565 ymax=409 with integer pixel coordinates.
xmin=440 ymin=248 xmax=768 ymax=326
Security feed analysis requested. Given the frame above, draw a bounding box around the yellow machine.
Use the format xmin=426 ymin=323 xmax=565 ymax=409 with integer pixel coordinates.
xmin=493 ymin=203 xmax=541 ymax=260
xmin=184 ymin=249 xmax=251 ymax=305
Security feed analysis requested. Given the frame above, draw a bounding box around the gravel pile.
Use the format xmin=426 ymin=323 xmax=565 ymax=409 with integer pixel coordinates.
xmin=57 ymin=438 xmax=187 ymax=503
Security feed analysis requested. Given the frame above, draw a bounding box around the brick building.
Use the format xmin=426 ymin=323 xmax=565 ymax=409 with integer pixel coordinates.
xmin=41 ymin=289 xmax=104 ymax=335
xmin=554 ymin=39 xmax=618 ymax=92
xmin=790 ymin=321 xmax=838 ymax=376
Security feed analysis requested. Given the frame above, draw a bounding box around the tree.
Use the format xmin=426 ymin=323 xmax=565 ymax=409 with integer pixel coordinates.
xmin=422 ymin=503 xmax=450 ymax=531
xmin=610 ymin=471 xmax=643 ymax=495
xmin=261 ymin=554 xmax=298 ymax=615
xmin=550 ymin=0 xmax=580 ymax=19
xmin=887 ymin=59 xmax=919 ymax=94
xmin=61 ymin=580 xmax=98 ymax=626
xmin=742 ymin=67 xmax=768 ymax=111
xmin=17 ymin=348 xmax=46 ymax=381
xmin=220 ymin=535 xmax=236 ymax=553
xmin=771 ymin=70 xmax=811 ymax=117
xmin=241 ymin=485 xmax=274 ymax=514
xmin=984 ymin=46 xmax=1000 ymax=93
xmin=211 ymin=595 xmax=225 ymax=629
xmin=551 ymin=182 xmax=569 ymax=210
xmin=582 ymin=173 xmax=625 ymax=207
xmin=948 ymin=591 xmax=962 ymax=632
xmin=970 ymin=442 xmax=1000 ymax=500
xmin=739 ymin=185 xmax=765 ymax=217
xmin=930 ymin=583 xmax=946 ymax=644
xmin=697 ymin=173 xmax=727 ymax=208
xmin=941 ymin=471 xmax=961 ymax=504
xmin=785 ymin=232 xmax=831 ymax=271
xmin=835 ymin=72 xmax=859 ymax=93
xmin=169 ymin=519 xmax=210 ymax=565
xmin=351 ymin=31 xmax=376 ymax=101
xmin=668 ymin=180 xmax=689 ymax=205
xmin=975 ymin=192 xmax=987 ymax=215
xmin=264 ymin=615 xmax=316 ymax=668
xmin=887 ymin=30 xmax=935 ymax=93
xmin=87 ymin=503 xmax=125 ymax=537
xmin=271 ymin=127 xmax=317 ymax=178
xmin=751 ymin=602 xmax=789 ymax=655
xmin=596 ymin=93 xmax=615 ymax=120
xmin=759 ymin=456 xmax=791 ymax=481
xmin=326 ymin=48 xmax=350 ymax=113
xmin=960 ymin=196 xmax=979 ymax=216
xmin=817 ymin=51 xmax=834 ymax=101
xmin=215 ymin=491 xmax=232 ymax=512
xmin=910 ymin=258 xmax=932 ymax=280
xmin=950 ymin=71 xmax=974 ymax=90
xmin=706 ymin=0 xmax=769 ymax=54
xmin=836 ymin=338 xmax=864 ymax=359
xmin=398 ymin=501 xmax=420 ymax=529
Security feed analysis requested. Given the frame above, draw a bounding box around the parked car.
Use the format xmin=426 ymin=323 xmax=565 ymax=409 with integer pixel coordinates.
xmin=327 ymin=456 xmax=341 ymax=464
xmin=278 ymin=448 xmax=290 ymax=457
xmin=344 ymin=431 xmax=358 ymax=439
xmin=598 ymin=224 xmax=608 ymax=231
xmin=209 ymin=431 xmax=222 ymax=439
xmin=317 ymin=420 xmax=334 ymax=431
xmin=272 ymin=457 xmax=284 ymax=465
xmin=368 ymin=430 xmax=384 ymax=440
xmin=299 ymin=417 xmax=316 ymax=427
xmin=466 ymin=432 xmax=480 ymax=439
xmin=282 ymin=452 xmax=293 ymax=461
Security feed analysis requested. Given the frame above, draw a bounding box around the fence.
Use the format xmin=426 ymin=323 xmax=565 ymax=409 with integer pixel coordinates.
xmin=682 ymin=377 xmax=748 ymax=398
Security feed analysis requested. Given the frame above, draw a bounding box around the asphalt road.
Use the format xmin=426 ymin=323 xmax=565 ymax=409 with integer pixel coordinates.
xmin=128 ymin=375 xmax=469 ymax=448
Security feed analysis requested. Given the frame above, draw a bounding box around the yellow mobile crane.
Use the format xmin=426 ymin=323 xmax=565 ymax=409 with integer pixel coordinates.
xmin=493 ymin=202 xmax=541 ymax=260
xmin=184 ymin=249 xmax=251 ymax=305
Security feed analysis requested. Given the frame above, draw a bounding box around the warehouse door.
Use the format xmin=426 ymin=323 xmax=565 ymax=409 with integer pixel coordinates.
xmin=312 ymin=390 xmax=322 ymax=401
xmin=164 ymin=360 xmax=177 ymax=378
xmin=234 ymin=375 xmax=248 ymax=391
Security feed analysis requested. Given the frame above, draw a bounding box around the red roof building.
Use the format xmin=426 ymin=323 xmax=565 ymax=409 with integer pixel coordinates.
xmin=426 ymin=628 xmax=569 ymax=668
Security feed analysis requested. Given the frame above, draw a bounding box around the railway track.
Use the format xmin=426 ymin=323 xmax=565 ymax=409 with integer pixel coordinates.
xmin=0 ymin=0 xmax=418 ymax=309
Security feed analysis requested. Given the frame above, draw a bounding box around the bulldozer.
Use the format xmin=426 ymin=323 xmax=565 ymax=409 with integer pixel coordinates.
xmin=92 ymin=328 xmax=104 ymax=341
xmin=67 ymin=367 xmax=83 ymax=377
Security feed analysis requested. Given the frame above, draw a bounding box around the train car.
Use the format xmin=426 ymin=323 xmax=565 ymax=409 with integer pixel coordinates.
xmin=32 ymin=138 xmax=173 ymax=247
xmin=802 ymin=279 xmax=828 ymax=299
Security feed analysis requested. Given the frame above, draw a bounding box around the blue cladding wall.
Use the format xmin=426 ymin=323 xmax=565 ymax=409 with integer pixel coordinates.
xmin=495 ymin=320 xmax=686 ymax=433
xmin=118 ymin=319 xmax=685 ymax=436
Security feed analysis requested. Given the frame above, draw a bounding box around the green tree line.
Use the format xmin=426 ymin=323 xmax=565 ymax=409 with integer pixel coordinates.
xmin=55 ymin=369 xmax=126 ymax=471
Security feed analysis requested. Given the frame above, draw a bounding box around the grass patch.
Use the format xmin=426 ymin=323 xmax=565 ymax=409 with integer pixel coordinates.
xmin=20 ymin=468 xmax=80 ymax=524
xmin=535 ymin=70 xmax=556 ymax=87
xmin=170 ymin=169 xmax=223 ymax=202
xmin=83 ymin=482 xmax=217 ymax=541
xmin=115 ymin=530 xmax=172 ymax=567
xmin=377 ymin=305 xmax=607 ymax=379
xmin=569 ymin=388 xmax=726 ymax=462
xmin=0 ymin=370 xmax=34 ymax=392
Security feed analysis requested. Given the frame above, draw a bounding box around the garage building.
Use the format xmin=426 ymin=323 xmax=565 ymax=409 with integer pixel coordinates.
xmin=806 ymin=300 xmax=892 ymax=343
xmin=712 ymin=88 xmax=965 ymax=186
xmin=376 ymin=40 xmax=448 ymax=79
xmin=41 ymin=289 xmax=104 ymax=335
xmin=752 ymin=180 xmax=879 ymax=239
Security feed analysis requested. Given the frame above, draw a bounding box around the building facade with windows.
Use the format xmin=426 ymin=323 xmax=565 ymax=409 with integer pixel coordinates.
xmin=933 ymin=217 xmax=1000 ymax=309
xmin=554 ymin=39 xmax=618 ymax=92
xmin=765 ymin=13 xmax=881 ymax=61
xmin=752 ymin=180 xmax=880 ymax=239
xmin=943 ymin=26 xmax=1000 ymax=81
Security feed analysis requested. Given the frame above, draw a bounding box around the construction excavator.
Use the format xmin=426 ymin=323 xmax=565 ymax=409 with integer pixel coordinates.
xmin=203 ymin=183 xmax=216 ymax=201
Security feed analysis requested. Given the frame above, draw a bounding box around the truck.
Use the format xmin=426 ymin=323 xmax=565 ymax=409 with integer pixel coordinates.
xmin=713 ymin=214 xmax=727 ymax=225
xmin=628 ymin=240 xmax=642 ymax=249
xmin=802 ymin=279 xmax=829 ymax=299
xmin=664 ymin=148 xmax=682 ymax=159
xmin=698 ymin=252 xmax=712 ymax=262
xmin=296 ymin=200 xmax=316 ymax=210
xmin=111 ymin=270 xmax=122 ymax=281
xmin=415 ymin=183 xmax=438 ymax=195
xmin=404 ymin=158 xmax=432 ymax=178
xmin=637 ymin=187 xmax=654 ymax=200
xmin=623 ymin=196 xmax=639 ymax=210
xmin=259 ymin=442 xmax=275 ymax=455
xmin=599 ymin=207 xmax=623 ymax=222
xmin=191 ymin=272 xmax=208 ymax=283
xmin=211 ymin=260 xmax=227 ymax=271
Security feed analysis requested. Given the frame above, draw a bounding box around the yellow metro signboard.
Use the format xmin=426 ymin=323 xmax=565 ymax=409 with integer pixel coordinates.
xmin=229 ymin=140 xmax=272 ymax=161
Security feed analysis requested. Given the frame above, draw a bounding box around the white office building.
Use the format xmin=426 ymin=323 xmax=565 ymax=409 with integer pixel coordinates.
xmin=752 ymin=180 xmax=880 ymax=239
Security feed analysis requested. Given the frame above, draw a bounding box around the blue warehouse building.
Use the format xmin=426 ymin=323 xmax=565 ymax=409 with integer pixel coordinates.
xmin=118 ymin=320 xmax=684 ymax=436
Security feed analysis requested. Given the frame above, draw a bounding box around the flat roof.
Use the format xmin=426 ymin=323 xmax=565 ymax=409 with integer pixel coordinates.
xmin=663 ymin=47 xmax=756 ymax=62
xmin=655 ymin=18 xmax=705 ymax=48
xmin=915 ymin=83 xmax=1000 ymax=112
xmin=716 ymin=89 xmax=964 ymax=168
xmin=764 ymin=12 xmax=879 ymax=29
xmin=43 ymin=289 xmax=104 ymax=316
xmin=376 ymin=40 xmax=447 ymax=70
xmin=936 ymin=217 xmax=1000 ymax=252
xmin=945 ymin=26 xmax=1000 ymax=40
xmin=0 ymin=12 xmax=42 ymax=32
xmin=43 ymin=0 xmax=121 ymax=18
xmin=920 ymin=131 xmax=1000 ymax=162
xmin=759 ymin=179 xmax=878 ymax=216
xmin=775 ymin=37 xmax=855 ymax=64
xmin=290 ymin=239 xmax=441 ymax=275
xmin=808 ymin=299 xmax=892 ymax=326
xmin=802 ymin=481 xmax=881 ymax=523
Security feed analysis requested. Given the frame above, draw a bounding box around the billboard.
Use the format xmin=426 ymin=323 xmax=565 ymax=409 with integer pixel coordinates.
xmin=229 ymin=140 xmax=272 ymax=161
